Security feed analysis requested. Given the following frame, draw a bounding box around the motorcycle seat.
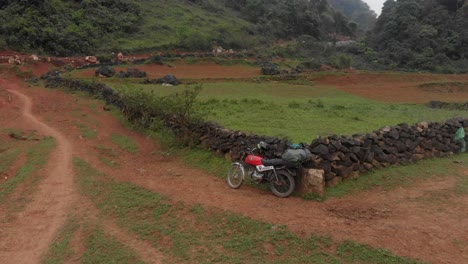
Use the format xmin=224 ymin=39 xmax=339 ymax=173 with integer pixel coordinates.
xmin=261 ymin=158 xmax=285 ymax=166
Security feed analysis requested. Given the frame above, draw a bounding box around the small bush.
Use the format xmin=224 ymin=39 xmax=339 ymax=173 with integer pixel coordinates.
xmin=288 ymin=101 xmax=301 ymax=109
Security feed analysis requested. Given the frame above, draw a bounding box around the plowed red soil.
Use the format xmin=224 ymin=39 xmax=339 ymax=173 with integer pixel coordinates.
xmin=1 ymin=62 xmax=467 ymax=264
xmin=314 ymin=72 xmax=468 ymax=103
xmin=75 ymin=62 xmax=261 ymax=79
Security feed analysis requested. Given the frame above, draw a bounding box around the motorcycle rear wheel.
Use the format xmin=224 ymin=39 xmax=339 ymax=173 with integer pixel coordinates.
xmin=227 ymin=164 xmax=244 ymax=189
xmin=270 ymin=171 xmax=295 ymax=198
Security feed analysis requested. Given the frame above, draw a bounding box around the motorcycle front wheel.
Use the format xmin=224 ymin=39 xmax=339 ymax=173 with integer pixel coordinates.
xmin=227 ymin=164 xmax=244 ymax=189
xmin=270 ymin=171 xmax=295 ymax=198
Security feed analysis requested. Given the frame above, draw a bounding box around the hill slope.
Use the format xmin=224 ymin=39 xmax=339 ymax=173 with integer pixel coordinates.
xmin=0 ymin=0 xmax=357 ymax=56
xmin=328 ymin=0 xmax=377 ymax=32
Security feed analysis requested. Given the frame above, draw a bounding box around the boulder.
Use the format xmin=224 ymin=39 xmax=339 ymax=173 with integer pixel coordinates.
xmin=85 ymin=56 xmax=98 ymax=64
xmin=95 ymin=66 xmax=115 ymax=78
xmin=117 ymin=68 xmax=147 ymax=78
xmin=310 ymin=144 xmax=329 ymax=156
xmin=261 ymin=63 xmax=280 ymax=75
xmin=297 ymin=169 xmax=325 ymax=196
xmin=158 ymin=74 xmax=179 ymax=85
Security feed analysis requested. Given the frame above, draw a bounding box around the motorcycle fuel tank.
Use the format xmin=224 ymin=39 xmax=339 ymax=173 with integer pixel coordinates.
xmin=245 ymin=154 xmax=263 ymax=166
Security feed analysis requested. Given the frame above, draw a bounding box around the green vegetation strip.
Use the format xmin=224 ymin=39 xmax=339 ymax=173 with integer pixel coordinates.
xmin=325 ymin=154 xmax=468 ymax=200
xmin=110 ymin=133 xmax=138 ymax=153
xmin=0 ymin=138 xmax=55 ymax=202
xmin=77 ymin=123 xmax=97 ymax=139
xmin=82 ymin=228 xmax=144 ymax=264
xmin=0 ymin=148 xmax=21 ymax=175
xmin=42 ymin=217 xmax=80 ymax=264
xmin=43 ymin=215 xmax=144 ymax=264
xmin=74 ymin=157 xmax=422 ymax=264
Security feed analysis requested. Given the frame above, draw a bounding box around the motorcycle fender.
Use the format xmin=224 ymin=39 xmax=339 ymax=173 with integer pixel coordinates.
xmin=256 ymin=165 xmax=274 ymax=172
xmin=232 ymin=162 xmax=246 ymax=180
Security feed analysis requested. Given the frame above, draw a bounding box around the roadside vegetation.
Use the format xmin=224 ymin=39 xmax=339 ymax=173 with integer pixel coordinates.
xmin=110 ymin=133 xmax=139 ymax=154
xmin=42 ymin=217 xmax=80 ymax=264
xmin=324 ymin=153 xmax=468 ymax=200
xmin=73 ymin=157 xmax=422 ymax=264
xmin=43 ymin=216 xmax=145 ymax=264
xmin=0 ymin=136 xmax=55 ymax=204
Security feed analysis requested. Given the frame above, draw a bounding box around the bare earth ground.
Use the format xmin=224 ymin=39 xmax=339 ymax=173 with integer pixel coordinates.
xmin=314 ymin=72 xmax=468 ymax=103
xmin=75 ymin=62 xmax=261 ymax=79
xmin=0 ymin=62 xmax=467 ymax=263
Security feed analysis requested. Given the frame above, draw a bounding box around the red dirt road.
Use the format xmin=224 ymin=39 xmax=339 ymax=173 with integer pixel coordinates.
xmin=1 ymin=63 xmax=467 ymax=263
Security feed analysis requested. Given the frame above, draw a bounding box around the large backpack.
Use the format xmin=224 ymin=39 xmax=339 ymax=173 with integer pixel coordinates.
xmin=281 ymin=147 xmax=311 ymax=167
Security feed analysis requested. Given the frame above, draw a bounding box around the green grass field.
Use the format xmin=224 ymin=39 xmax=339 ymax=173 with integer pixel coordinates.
xmin=108 ymin=80 xmax=467 ymax=142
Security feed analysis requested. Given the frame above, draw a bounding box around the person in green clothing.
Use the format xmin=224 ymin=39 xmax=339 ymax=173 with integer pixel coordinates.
xmin=455 ymin=126 xmax=466 ymax=153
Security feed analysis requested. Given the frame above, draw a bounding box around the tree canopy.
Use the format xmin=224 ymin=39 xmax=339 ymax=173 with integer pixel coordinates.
xmin=0 ymin=0 xmax=141 ymax=56
xmin=328 ymin=0 xmax=377 ymax=32
xmin=191 ymin=0 xmax=357 ymax=40
xmin=368 ymin=0 xmax=468 ymax=72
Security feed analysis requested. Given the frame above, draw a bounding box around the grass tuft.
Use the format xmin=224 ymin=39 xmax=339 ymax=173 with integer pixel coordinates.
xmin=325 ymin=154 xmax=468 ymax=199
xmin=42 ymin=217 xmax=80 ymax=264
xmin=110 ymin=133 xmax=138 ymax=153
xmin=82 ymin=228 xmax=144 ymax=264
xmin=0 ymin=137 xmax=55 ymax=202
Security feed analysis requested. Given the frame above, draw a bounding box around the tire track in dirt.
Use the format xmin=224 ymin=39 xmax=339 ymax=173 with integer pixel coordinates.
xmin=0 ymin=85 xmax=75 ymax=264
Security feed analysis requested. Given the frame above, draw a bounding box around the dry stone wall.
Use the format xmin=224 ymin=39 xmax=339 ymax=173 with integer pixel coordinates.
xmin=306 ymin=120 xmax=466 ymax=186
xmin=42 ymin=74 xmax=467 ymax=189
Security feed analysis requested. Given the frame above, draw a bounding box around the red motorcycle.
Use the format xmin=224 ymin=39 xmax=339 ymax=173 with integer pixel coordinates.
xmin=227 ymin=141 xmax=304 ymax=198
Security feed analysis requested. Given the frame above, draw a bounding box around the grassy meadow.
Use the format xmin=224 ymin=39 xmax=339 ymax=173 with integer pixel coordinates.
xmin=115 ymin=0 xmax=255 ymax=51
xmin=108 ymin=79 xmax=467 ymax=142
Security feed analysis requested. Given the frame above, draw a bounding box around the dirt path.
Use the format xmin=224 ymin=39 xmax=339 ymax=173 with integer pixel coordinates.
xmin=0 ymin=76 xmax=166 ymax=263
xmin=0 ymin=82 xmax=75 ymax=263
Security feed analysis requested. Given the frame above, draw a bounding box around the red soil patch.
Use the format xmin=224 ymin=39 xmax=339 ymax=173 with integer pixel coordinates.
xmin=75 ymin=61 xmax=261 ymax=79
xmin=0 ymin=153 xmax=27 ymax=185
xmin=313 ymin=72 xmax=468 ymax=103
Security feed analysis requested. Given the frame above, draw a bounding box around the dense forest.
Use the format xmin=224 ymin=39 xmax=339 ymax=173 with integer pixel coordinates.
xmin=368 ymin=0 xmax=468 ymax=72
xmin=0 ymin=0 xmax=141 ymax=56
xmin=328 ymin=0 xmax=377 ymax=32
xmin=190 ymin=0 xmax=358 ymax=39
xmin=0 ymin=0 xmax=467 ymax=72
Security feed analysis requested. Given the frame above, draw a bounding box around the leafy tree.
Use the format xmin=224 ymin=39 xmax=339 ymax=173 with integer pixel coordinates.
xmin=368 ymin=0 xmax=468 ymax=72
xmin=0 ymin=0 xmax=141 ymax=56
xmin=328 ymin=0 xmax=377 ymax=32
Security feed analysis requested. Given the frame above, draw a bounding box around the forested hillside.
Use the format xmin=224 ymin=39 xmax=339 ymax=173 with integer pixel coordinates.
xmin=1 ymin=0 xmax=467 ymax=73
xmin=328 ymin=0 xmax=377 ymax=32
xmin=0 ymin=0 xmax=141 ymax=56
xmin=0 ymin=0 xmax=358 ymax=56
xmin=191 ymin=0 xmax=358 ymax=39
xmin=368 ymin=0 xmax=468 ymax=72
